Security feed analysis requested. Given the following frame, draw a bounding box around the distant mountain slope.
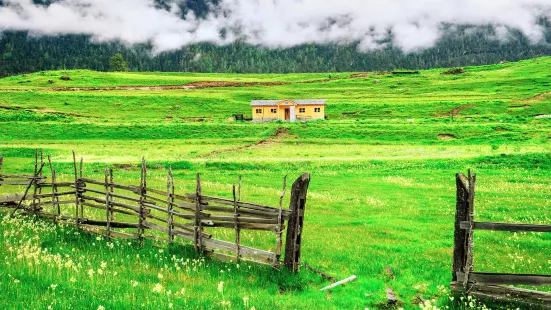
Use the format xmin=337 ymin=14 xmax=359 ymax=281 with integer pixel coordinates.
xmin=0 ymin=0 xmax=550 ymax=76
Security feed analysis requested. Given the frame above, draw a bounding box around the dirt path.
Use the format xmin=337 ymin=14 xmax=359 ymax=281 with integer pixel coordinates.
xmin=198 ymin=127 xmax=295 ymax=159
xmin=0 ymin=80 xmax=291 ymax=92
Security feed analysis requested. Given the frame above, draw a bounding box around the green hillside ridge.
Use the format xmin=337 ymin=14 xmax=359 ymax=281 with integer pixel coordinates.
xmin=1 ymin=57 xmax=551 ymax=309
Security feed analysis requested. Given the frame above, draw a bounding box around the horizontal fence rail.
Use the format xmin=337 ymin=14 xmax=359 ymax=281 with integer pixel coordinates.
xmin=0 ymin=151 xmax=311 ymax=272
xmin=451 ymin=170 xmax=551 ymax=308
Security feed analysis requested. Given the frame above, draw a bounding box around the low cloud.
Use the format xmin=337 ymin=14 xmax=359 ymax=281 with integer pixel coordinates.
xmin=0 ymin=0 xmax=550 ymax=53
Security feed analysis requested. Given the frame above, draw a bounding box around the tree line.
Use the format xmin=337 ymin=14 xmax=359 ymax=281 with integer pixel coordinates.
xmin=0 ymin=0 xmax=550 ymax=75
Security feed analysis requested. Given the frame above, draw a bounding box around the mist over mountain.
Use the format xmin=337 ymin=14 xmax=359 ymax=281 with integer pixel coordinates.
xmin=0 ymin=0 xmax=550 ymax=75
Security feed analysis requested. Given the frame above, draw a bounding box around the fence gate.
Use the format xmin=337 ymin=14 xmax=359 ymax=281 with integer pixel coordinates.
xmin=451 ymin=171 xmax=551 ymax=308
xmin=0 ymin=151 xmax=310 ymax=272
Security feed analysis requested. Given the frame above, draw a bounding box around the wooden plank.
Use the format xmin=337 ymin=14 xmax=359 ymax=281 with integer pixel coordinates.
xmin=202 ymin=238 xmax=275 ymax=263
xmin=80 ymin=178 xmax=141 ymax=194
xmin=142 ymin=220 xmax=193 ymax=239
xmin=0 ymin=193 xmax=32 ymax=203
xmin=80 ymin=201 xmax=138 ymax=216
xmin=79 ymin=224 xmax=136 ymax=239
xmin=451 ymin=281 xmax=551 ymax=300
xmin=80 ymin=187 xmax=141 ymax=204
xmin=79 ymin=195 xmax=141 ymax=213
xmin=195 ymin=195 xmax=292 ymax=216
xmin=82 ymin=219 xmax=139 ymax=229
xmin=35 ymin=191 xmax=76 ymax=199
xmin=0 ymin=180 xmax=46 ymax=185
xmin=202 ymin=221 xmax=281 ymax=231
xmin=208 ymin=251 xmax=274 ymax=268
xmin=0 ymin=174 xmax=47 ymax=179
xmin=38 ymin=182 xmax=74 ymax=188
xmin=457 ymin=271 xmax=551 ymax=286
xmin=205 ymin=214 xmax=278 ymax=224
xmin=33 ymin=200 xmax=74 ymax=207
xmin=177 ymin=202 xmax=280 ymax=219
xmin=460 ymin=221 xmax=551 ymax=233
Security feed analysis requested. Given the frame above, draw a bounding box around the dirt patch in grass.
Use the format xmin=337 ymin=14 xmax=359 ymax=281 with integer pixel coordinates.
xmin=438 ymin=104 xmax=476 ymax=117
xmin=0 ymin=105 xmax=84 ymax=117
xmin=508 ymin=104 xmax=531 ymax=109
xmin=348 ymin=73 xmax=369 ymax=78
xmin=515 ymin=91 xmax=551 ymax=103
xmin=438 ymin=134 xmax=457 ymax=140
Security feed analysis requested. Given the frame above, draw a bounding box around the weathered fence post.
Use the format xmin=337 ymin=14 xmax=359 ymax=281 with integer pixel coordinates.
xmin=463 ymin=171 xmax=476 ymax=287
xmin=284 ymin=173 xmax=311 ymax=272
xmin=194 ymin=173 xmax=203 ymax=252
xmin=104 ymin=166 xmax=112 ymax=239
xmin=138 ymin=157 xmax=147 ymax=241
xmin=274 ymin=176 xmax=287 ymax=267
xmin=232 ymin=184 xmax=241 ymax=261
xmin=167 ymin=167 xmax=174 ymax=243
xmin=31 ymin=149 xmax=42 ymax=212
xmin=47 ymin=156 xmax=60 ymax=221
xmin=79 ymin=157 xmax=84 ymax=219
xmin=0 ymin=154 xmax=3 ymax=186
xmin=72 ymin=151 xmax=80 ymax=226
xmin=452 ymin=170 xmax=476 ymax=286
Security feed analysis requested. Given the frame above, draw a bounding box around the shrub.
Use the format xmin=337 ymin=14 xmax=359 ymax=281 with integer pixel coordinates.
xmin=441 ymin=67 xmax=466 ymax=75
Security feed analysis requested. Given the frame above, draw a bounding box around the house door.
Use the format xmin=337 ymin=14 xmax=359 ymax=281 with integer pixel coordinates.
xmin=285 ymin=108 xmax=290 ymax=120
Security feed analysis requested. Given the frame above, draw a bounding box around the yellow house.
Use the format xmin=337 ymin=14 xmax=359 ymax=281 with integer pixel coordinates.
xmin=251 ymin=99 xmax=326 ymax=122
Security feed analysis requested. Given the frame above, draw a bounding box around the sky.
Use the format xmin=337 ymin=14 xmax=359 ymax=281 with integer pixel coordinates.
xmin=0 ymin=0 xmax=550 ymax=53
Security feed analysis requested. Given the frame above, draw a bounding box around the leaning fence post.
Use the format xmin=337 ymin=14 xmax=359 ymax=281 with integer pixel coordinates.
xmin=194 ymin=173 xmax=203 ymax=252
xmin=284 ymin=173 xmax=311 ymax=272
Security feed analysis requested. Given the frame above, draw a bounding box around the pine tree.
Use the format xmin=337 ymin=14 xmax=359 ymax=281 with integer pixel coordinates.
xmin=108 ymin=53 xmax=129 ymax=72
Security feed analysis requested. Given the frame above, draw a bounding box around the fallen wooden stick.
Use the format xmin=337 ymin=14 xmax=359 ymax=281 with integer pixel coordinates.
xmin=320 ymin=275 xmax=357 ymax=291
xmin=304 ymin=263 xmax=338 ymax=282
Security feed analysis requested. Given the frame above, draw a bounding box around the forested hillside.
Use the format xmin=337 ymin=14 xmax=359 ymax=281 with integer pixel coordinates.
xmin=1 ymin=0 xmax=550 ymax=75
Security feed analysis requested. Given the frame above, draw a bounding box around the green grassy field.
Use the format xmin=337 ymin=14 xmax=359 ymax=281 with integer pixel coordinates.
xmin=1 ymin=57 xmax=551 ymax=309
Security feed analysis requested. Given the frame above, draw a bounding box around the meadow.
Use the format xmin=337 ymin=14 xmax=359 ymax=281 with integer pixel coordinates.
xmin=1 ymin=57 xmax=551 ymax=309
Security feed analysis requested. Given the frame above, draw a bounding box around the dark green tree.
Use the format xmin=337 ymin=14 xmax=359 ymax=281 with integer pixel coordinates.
xmin=108 ymin=53 xmax=129 ymax=72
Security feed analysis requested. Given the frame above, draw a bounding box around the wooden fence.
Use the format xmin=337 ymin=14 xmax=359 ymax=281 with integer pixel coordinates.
xmin=0 ymin=151 xmax=310 ymax=272
xmin=451 ymin=171 xmax=551 ymax=308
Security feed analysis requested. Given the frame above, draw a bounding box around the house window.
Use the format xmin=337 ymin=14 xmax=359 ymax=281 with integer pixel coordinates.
xmin=271 ymin=108 xmax=277 ymax=113
xmin=256 ymin=109 xmax=262 ymax=114
xmin=315 ymin=108 xmax=321 ymax=112
xmin=299 ymin=108 xmax=306 ymax=113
